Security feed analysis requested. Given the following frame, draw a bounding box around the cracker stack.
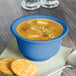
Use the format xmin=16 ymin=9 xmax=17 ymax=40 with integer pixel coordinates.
xmin=0 ymin=58 xmax=38 ymax=76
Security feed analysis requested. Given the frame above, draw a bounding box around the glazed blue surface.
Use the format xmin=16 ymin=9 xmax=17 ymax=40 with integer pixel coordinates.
xmin=11 ymin=14 xmax=68 ymax=61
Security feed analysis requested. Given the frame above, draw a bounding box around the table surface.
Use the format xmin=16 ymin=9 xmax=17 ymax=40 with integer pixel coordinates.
xmin=0 ymin=0 xmax=76 ymax=76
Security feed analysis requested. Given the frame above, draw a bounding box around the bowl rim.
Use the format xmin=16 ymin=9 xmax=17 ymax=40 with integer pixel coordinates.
xmin=11 ymin=14 xmax=69 ymax=43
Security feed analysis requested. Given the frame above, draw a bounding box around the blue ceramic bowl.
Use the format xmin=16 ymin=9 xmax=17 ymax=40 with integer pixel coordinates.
xmin=11 ymin=14 xmax=68 ymax=61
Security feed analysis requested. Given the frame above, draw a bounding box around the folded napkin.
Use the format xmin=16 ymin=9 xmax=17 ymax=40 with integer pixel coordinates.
xmin=0 ymin=39 xmax=72 ymax=76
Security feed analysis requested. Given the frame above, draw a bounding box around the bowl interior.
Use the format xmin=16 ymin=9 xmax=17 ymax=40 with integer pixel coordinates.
xmin=11 ymin=14 xmax=69 ymax=43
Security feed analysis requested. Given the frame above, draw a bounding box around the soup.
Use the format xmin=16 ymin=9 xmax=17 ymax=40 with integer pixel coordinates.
xmin=16 ymin=19 xmax=63 ymax=40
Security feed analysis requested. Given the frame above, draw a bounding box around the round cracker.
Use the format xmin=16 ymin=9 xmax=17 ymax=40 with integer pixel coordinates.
xmin=11 ymin=59 xmax=38 ymax=76
xmin=0 ymin=58 xmax=16 ymax=75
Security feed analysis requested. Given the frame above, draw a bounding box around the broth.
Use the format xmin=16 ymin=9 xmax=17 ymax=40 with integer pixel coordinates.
xmin=16 ymin=19 xmax=63 ymax=40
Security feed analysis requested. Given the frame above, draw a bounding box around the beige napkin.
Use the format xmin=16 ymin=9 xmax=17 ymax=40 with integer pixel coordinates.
xmin=0 ymin=39 xmax=72 ymax=76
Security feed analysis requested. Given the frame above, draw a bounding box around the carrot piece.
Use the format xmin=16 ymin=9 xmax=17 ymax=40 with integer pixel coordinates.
xmin=37 ymin=37 xmax=50 ymax=40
